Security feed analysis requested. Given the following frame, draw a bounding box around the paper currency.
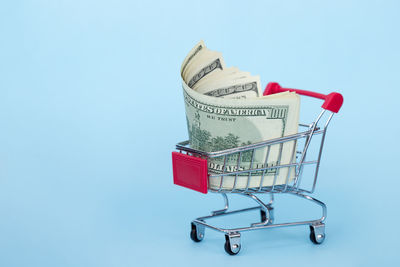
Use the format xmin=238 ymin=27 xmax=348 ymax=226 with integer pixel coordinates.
xmin=184 ymin=50 xmax=226 ymax=88
xmin=197 ymin=76 xmax=262 ymax=99
xmin=181 ymin=40 xmax=206 ymax=76
xmin=182 ymin=81 xmax=299 ymax=189
xmin=191 ymin=66 xmax=241 ymax=91
xmin=180 ymin=41 xmax=300 ymax=190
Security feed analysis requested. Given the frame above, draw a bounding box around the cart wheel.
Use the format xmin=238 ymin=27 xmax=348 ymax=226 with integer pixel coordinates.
xmin=309 ymin=224 xmax=325 ymax=244
xmin=190 ymin=223 xmax=204 ymax=242
xmin=224 ymin=234 xmax=241 ymax=255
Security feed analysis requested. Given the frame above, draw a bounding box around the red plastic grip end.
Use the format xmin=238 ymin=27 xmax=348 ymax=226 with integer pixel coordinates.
xmin=321 ymin=92 xmax=343 ymax=113
xmin=172 ymin=152 xmax=208 ymax=194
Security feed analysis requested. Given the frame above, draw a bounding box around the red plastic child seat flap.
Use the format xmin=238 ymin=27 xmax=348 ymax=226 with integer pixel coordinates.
xmin=172 ymin=152 xmax=208 ymax=194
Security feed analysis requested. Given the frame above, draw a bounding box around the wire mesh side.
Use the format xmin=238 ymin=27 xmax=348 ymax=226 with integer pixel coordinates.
xmin=206 ymin=128 xmax=326 ymax=194
xmin=176 ymin=109 xmax=334 ymax=194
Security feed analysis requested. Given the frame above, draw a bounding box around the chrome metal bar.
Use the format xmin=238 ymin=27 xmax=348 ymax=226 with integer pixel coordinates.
xmin=176 ymin=129 xmax=325 ymax=158
xmin=295 ymin=109 xmax=326 ymax=188
xmin=293 ymin=133 xmax=310 ymax=186
xmin=245 ymin=193 xmax=273 ymax=226
xmin=269 ymin=193 xmax=274 ymax=205
xmin=258 ymin=145 xmax=271 ymax=192
xmin=324 ymin=112 xmax=334 ymax=128
xmin=215 ymin=220 xmax=322 ymax=233
xmin=245 ymin=149 xmax=256 ymax=191
xmin=245 ymin=193 xmax=270 ymax=210
xmin=206 ymin=133 xmax=309 ymax=158
xmin=208 ymin=161 xmax=318 ymax=178
xmin=212 ymin=193 xmax=229 ymax=215
xmin=218 ymin=155 xmax=228 ymax=192
xmin=311 ymin=113 xmax=334 ymax=192
xmin=283 ymin=139 xmax=298 ymax=192
xmin=232 ymin=152 xmax=242 ymax=191
xmin=192 ymin=192 xmax=326 ymax=234
xmin=192 ymin=219 xmax=227 ymax=233
xmin=196 ymin=206 xmax=261 ymax=221
xmin=288 ymin=192 xmax=327 ymax=222
xmin=193 ymin=218 xmax=322 ymax=234
xmin=271 ymin=143 xmax=284 ymax=191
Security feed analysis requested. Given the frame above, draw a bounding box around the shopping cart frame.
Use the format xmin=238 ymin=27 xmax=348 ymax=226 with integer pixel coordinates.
xmin=172 ymin=82 xmax=343 ymax=255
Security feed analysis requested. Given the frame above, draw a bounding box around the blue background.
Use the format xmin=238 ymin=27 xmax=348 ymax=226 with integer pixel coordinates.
xmin=0 ymin=0 xmax=399 ymax=266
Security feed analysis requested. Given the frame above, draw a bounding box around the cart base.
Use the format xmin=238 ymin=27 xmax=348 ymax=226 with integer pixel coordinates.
xmin=190 ymin=192 xmax=327 ymax=255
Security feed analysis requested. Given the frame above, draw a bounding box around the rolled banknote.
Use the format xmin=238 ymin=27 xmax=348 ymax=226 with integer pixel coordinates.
xmin=183 ymin=49 xmax=226 ymax=88
xmin=183 ymin=41 xmax=262 ymax=99
xmin=181 ymin=40 xmax=206 ymax=76
xmin=196 ymin=75 xmax=262 ymax=99
xmin=191 ymin=66 xmax=241 ymax=91
xmin=182 ymin=80 xmax=300 ymax=190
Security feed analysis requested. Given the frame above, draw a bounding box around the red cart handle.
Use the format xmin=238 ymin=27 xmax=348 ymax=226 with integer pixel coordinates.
xmin=263 ymin=82 xmax=343 ymax=113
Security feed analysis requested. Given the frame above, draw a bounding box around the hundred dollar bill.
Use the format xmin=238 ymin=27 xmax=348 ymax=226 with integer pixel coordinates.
xmin=193 ymin=69 xmax=253 ymax=96
xmin=192 ymin=66 xmax=240 ymax=91
xmin=182 ymin=80 xmax=300 ymax=190
xmin=196 ymin=75 xmax=262 ymax=99
xmin=184 ymin=50 xmax=226 ymax=88
xmin=181 ymin=40 xmax=206 ymax=77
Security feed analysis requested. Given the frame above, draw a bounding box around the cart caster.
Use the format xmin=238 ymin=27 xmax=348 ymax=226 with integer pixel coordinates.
xmin=309 ymin=223 xmax=325 ymax=244
xmin=224 ymin=233 xmax=241 ymax=255
xmin=190 ymin=222 xmax=204 ymax=242
xmin=260 ymin=206 xmax=274 ymax=224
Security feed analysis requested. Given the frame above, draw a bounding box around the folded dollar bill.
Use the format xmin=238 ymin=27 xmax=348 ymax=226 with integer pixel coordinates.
xmin=181 ymin=41 xmax=300 ymax=190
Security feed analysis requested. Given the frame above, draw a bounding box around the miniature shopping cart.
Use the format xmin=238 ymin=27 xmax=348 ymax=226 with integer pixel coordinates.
xmin=172 ymin=82 xmax=343 ymax=255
